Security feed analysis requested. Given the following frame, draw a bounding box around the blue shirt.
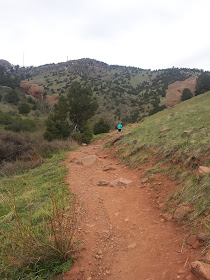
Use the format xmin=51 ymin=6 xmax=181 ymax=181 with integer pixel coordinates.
xmin=117 ymin=124 xmax=122 ymax=129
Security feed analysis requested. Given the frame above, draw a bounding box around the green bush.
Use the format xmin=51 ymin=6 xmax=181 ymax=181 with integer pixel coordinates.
xmin=0 ymin=112 xmax=13 ymax=125
xmin=94 ymin=118 xmax=110 ymax=134
xmin=72 ymin=125 xmax=93 ymax=144
xmin=4 ymin=90 xmax=19 ymax=105
xmin=18 ymin=102 xmax=31 ymax=115
xmin=181 ymin=88 xmax=193 ymax=101
xmin=5 ymin=117 xmax=36 ymax=132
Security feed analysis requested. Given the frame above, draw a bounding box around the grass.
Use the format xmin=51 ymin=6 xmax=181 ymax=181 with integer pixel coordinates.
xmin=111 ymin=92 xmax=210 ymax=224
xmin=0 ymin=152 xmax=78 ymax=279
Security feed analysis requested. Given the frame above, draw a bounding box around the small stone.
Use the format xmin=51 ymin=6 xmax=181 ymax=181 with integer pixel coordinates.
xmin=82 ymin=143 xmax=87 ymax=146
xmin=97 ymin=250 xmax=103 ymax=255
xmin=141 ymin=178 xmax=149 ymax=184
xmin=160 ymin=127 xmax=170 ymax=132
xmin=174 ymin=206 xmax=191 ymax=221
xmin=81 ymin=155 xmax=98 ymax=165
xmin=191 ymin=261 xmax=210 ymax=280
xmin=103 ymin=165 xmax=116 ymax=171
xmin=197 ymin=232 xmax=208 ymax=242
xmin=186 ymin=275 xmax=194 ymax=280
xmin=178 ymin=268 xmax=187 ymax=274
xmin=86 ymin=224 xmax=95 ymax=228
xmin=125 ymin=218 xmax=129 ymax=222
xmin=127 ymin=243 xmax=136 ymax=248
xmin=97 ymin=180 xmax=109 ymax=186
xmin=106 ymin=270 xmax=111 ymax=275
xmin=80 ymin=267 xmax=85 ymax=273
xmin=198 ymin=166 xmax=210 ymax=175
xmin=87 ymin=277 xmax=92 ymax=280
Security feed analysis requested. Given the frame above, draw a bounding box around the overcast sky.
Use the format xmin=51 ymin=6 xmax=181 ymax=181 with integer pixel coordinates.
xmin=1 ymin=0 xmax=210 ymax=70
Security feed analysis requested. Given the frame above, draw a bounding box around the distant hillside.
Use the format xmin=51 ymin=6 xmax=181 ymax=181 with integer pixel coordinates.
xmin=19 ymin=58 xmax=202 ymax=125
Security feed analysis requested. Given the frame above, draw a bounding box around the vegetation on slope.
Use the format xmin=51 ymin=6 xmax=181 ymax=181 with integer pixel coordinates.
xmin=0 ymin=153 xmax=78 ymax=279
xmin=21 ymin=59 xmax=203 ymax=125
xmin=110 ymin=92 xmax=210 ymax=224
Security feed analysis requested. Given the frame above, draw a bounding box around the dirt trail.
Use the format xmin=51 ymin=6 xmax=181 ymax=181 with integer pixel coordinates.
xmin=63 ymin=133 xmax=200 ymax=280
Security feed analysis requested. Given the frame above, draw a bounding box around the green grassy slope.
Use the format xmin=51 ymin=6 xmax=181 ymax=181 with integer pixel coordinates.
xmin=0 ymin=153 xmax=75 ymax=279
xmin=112 ymin=92 xmax=210 ymax=223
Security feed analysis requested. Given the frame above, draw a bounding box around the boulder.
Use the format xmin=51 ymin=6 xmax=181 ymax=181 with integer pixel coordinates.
xmin=165 ymin=77 xmax=196 ymax=108
xmin=20 ymin=81 xmax=44 ymax=100
xmin=81 ymin=155 xmax=98 ymax=165
xmin=110 ymin=177 xmax=132 ymax=187
xmin=191 ymin=261 xmax=210 ymax=280
xmin=174 ymin=206 xmax=191 ymax=221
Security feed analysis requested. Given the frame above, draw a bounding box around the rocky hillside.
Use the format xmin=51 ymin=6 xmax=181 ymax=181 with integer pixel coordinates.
xmin=1 ymin=58 xmax=209 ymax=128
xmin=20 ymin=58 xmax=202 ymax=125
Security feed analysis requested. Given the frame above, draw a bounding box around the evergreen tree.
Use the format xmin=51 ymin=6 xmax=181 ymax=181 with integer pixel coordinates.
xmin=43 ymin=96 xmax=70 ymax=141
xmin=67 ymin=83 xmax=98 ymax=130
xmin=181 ymin=88 xmax=193 ymax=101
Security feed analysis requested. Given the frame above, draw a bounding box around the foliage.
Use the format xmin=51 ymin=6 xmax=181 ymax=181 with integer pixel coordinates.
xmin=0 ymin=131 xmax=77 ymax=176
xmin=18 ymin=102 xmax=31 ymax=115
xmin=0 ymin=66 xmax=20 ymax=89
xmin=0 ymin=111 xmax=13 ymax=125
xmin=43 ymin=96 xmax=70 ymax=141
xmin=67 ymin=82 xmax=98 ymax=129
xmin=0 ymin=153 xmax=79 ymax=279
xmin=94 ymin=118 xmax=110 ymax=135
xmin=5 ymin=117 xmax=36 ymax=132
xmin=181 ymin=88 xmax=193 ymax=101
xmin=196 ymin=72 xmax=210 ymax=95
xmin=4 ymin=89 xmax=19 ymax=105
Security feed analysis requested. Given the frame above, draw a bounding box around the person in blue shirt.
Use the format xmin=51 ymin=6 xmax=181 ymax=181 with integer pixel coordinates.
xmin=117 ymin=123 xmax=122 ymax=132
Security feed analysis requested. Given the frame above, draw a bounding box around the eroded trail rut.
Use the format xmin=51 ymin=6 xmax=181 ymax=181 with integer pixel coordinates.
xmin=63 ymin=136 xmax=199 ymax=280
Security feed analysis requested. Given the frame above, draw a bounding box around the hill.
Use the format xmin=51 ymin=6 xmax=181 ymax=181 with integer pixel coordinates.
xmin=108 ymin=91 xmax=210 ymax=225
xmin=19 ymin=58 xmax=202 ymax=125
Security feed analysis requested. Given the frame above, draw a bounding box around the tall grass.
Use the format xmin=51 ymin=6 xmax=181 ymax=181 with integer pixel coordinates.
xmin=0 ymin=153 xmax=79 ymax=279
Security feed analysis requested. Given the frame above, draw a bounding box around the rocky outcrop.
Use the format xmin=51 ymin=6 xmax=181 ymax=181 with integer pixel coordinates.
xmin=165 ymin=77 xmax=196 ymax=108
xmin=20 ymin=81 xmax=44 ymax=100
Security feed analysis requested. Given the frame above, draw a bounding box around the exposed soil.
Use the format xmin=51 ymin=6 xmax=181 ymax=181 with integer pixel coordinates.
xmin=63 ymin=132 xmax=201 ymax=280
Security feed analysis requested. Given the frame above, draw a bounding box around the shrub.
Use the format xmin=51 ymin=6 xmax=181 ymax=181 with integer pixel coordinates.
xmin=72 ymin=125 xmax=93 ymax=144
xmin=18 ymin=102 xmax=31 ymax=115
xmin=4 ymin=90 xmax=19 ymax=105
xmin=94 ymin=118 xmax=110 ymax=135
xmin=196 ymin=72 xmax=210 ymax=95
xmin=0 ymin=112 xmax=13 ymax=125
xmin=0 ymin=132 xmax=33 ymax=163
xmin=5 ymin=117 xmax=36 ymax=132
xmin=181 ymin=88 xmax=193 ymax=101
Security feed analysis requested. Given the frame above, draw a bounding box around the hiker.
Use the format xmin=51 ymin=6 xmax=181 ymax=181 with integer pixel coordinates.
xmin=117 ymin=123 xmax=122 ymax=132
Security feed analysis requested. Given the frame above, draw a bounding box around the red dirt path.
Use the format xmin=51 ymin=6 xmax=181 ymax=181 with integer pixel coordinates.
xmin=63 ymin=133 xmax=201 ymax=280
